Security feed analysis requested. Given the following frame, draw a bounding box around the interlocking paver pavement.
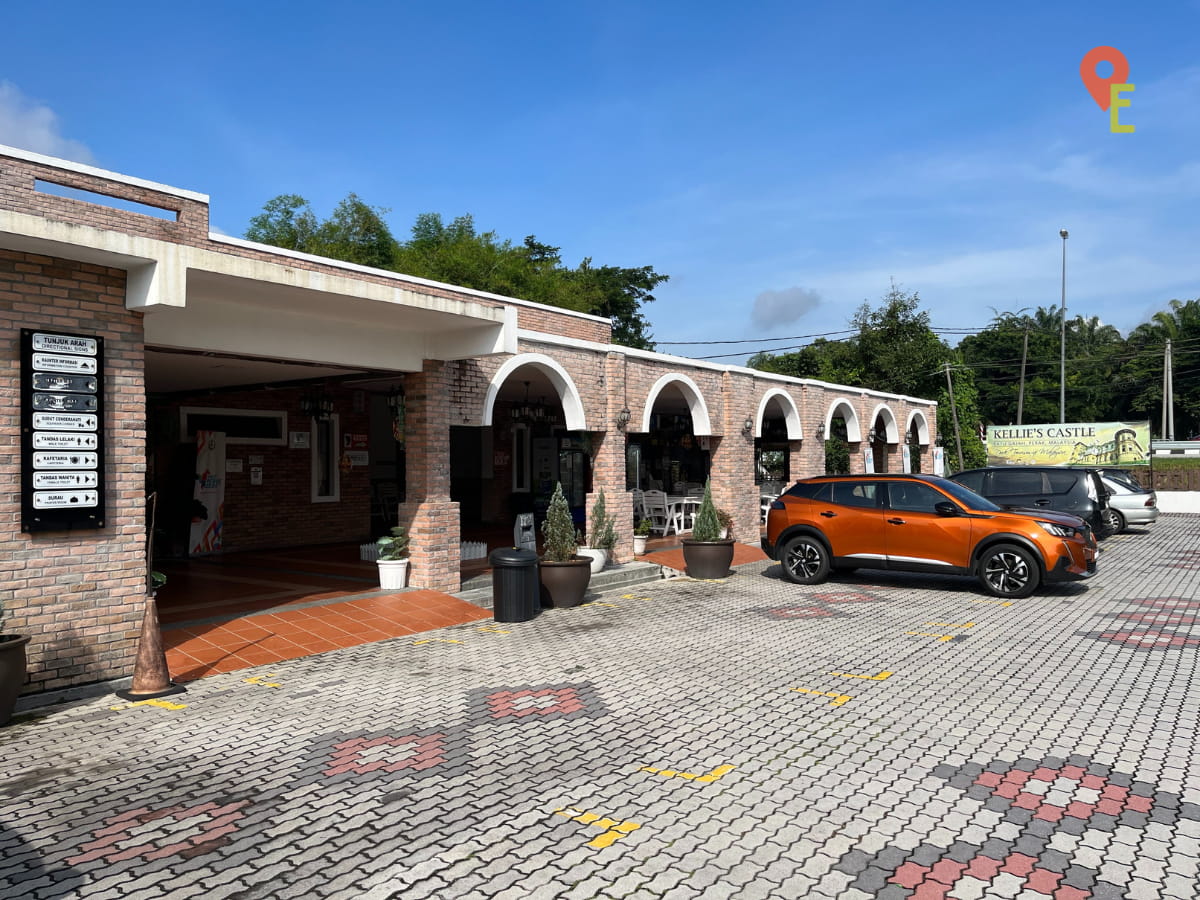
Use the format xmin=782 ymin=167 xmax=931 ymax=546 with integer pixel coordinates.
xmin=2 ymin=516 xmax=1199 ymax=898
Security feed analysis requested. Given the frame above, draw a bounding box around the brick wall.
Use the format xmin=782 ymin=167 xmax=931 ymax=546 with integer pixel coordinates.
xmin=0 ymin=249 xmax=146 ymax=693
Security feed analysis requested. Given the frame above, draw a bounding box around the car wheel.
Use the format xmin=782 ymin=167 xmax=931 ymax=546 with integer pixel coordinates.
xmin=978 ymin=543 xmax=1040 ymax=599
xmin=1101 ymin=508 xmax=1125 ymax=534
xmin=781 ymin=535 xmax=830 ymax=585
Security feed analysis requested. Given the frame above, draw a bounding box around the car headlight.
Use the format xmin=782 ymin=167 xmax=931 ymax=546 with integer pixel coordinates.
xmin=1038 ymin=521 xmax=1072 ymax=538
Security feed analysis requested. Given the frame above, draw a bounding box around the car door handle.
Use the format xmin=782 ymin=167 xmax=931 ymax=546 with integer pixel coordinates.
xmin=887 ymin=517 xmax=906 ymax=525
xmin=1035 ymin=499 xmax=1050 ymax=506
xmin=820 ymin=511 xmax=837 ymax=518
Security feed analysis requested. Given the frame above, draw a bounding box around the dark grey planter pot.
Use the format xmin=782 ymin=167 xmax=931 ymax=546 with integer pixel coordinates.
xmin=538 ymin=557 xmax=592 ymax=608
xmin=681 ymin=539 xmax=736 ymax=579
xmin=0 ymin=634 xmax=31 ymax=727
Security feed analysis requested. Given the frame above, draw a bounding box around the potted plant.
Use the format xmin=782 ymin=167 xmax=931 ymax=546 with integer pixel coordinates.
xmin=376 ymin=525 xmax=410 ymax=590
xmin=538 ymin=482 xmax=592 ymax=608
xmin=0 ymin=598 xmax=30 ymax=727
xmin=681 ymin=479 xmax=735 ymax=579
xmin=578 ymin=490 xmax=610 ymax=574
xmin=633 ymin=519 xmax=652 ymax=556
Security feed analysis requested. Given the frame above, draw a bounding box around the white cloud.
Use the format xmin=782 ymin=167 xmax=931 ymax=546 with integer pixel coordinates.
xmin=0 ymin=82 xmax=92 ymax=162
xmin=751 ymin=286 xmax=823 ymax=328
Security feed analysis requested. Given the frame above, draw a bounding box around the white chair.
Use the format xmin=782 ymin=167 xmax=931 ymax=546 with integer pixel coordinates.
xmin=632 ymin=489 xmax=645 ymax=522
xmin=642 ymin=490 xmax=670 ymax=536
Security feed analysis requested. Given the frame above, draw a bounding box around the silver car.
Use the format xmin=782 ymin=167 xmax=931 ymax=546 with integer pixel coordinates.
xmin=1100 ymin=475 xmax=1159 ymax=533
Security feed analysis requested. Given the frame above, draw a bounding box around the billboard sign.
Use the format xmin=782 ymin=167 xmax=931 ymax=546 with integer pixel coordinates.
xmin=986 ymin=421 xmax=1150 ymax=467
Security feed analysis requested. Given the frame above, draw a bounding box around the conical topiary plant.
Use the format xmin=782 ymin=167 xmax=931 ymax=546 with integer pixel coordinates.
xmin=691 ymin=479 xmax=723 ymax=542
xmin=541 ymin=482 xmax=578 ymax=562
xmin=589 ymin=489 xmax=608 ymax=550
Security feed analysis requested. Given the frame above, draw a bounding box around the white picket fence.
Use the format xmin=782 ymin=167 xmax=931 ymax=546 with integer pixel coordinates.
xmin=360 ymin=541 xmax=490 ymax=561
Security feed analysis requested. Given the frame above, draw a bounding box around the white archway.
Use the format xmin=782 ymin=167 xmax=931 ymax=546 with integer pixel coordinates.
xmin=482 ymin=353 xmax=587 ymax=431
xmin=755 ymin=388 xmax=803 ymax=439
xmin=641 ymin=373 xmax=713 ymax=435
xmin=906 ymin=409 xmax=932 ymax=445
xmin=824 ymin=399 xmax=862 ymax=443
xmin=868 ymin=403 xmax=900 ymax=443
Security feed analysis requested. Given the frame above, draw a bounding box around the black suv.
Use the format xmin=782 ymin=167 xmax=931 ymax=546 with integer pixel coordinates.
xmin=949 ymin=466 xmax=1113 ymax=537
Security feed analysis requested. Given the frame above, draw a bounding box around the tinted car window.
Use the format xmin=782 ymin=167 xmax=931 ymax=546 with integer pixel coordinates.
xmin=831 ymin=482 xmax=878 ymax=508
xmin=992 ymin=470 xmax=1047 ymax=495
xmin=953 ymin=470 xmax=985 ymax=493
xmin=886 ymin=481 xmax=945 ymax=513
xmin=1045 ymin=471 xmax=1079 ymax=494
xmin=938 ymin=478 xmax=1002 ymax=512
xmin=786 ymin=481 xmax=828 ymax=500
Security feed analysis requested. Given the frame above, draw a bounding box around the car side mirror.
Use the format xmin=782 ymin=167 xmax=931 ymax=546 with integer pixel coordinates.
xmin=934 ymin=501 xmax=959 ymax=517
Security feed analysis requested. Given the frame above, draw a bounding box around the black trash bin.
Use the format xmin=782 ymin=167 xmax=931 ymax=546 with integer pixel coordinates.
xmin=489 ymin=547 xmax=540 ymax=622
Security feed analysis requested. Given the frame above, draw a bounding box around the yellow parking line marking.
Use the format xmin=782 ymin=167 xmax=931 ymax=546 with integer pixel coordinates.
xmin=108 ymin=698 xmax=188 ymax=711
xmin=791 ymin=688 xmax=852 ymax=706
xmin=244 ymin=673 xmax=281 ymax=688
xmin=925 ymin=622 xmax=974 ymax=628
xmin=971 ymin=600 xmax=1014 ymax=606
xmin=589 ymin=602 xmax=620 ymax=608
xmin=639 ymin=764 xmax=736 ymax=783
xmin=829 ymin=670 xmax=893 ymax=681
xmin=554 ymin=807 xmax=641 ymax=848
xmin=905 ymin=632 xmax=958 ymax=641
xmin=621 ymin=594 xmax=653 ymax=601
xmin=476 ymin=626 xmax=511 ymax=634
xmin=411 ymin=639 xmax=464 ymax=645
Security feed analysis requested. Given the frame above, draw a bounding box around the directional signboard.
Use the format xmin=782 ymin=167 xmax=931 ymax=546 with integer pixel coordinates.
xmin=21 ymin=329 xmax=105 ymax=531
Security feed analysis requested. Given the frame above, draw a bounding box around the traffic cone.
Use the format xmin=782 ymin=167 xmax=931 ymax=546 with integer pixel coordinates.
xmin=115 ymin=592 xmax=186 ymax=700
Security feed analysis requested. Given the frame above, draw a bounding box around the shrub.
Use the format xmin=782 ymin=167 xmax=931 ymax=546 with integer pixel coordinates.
xmin=541 ymin=482 xmax=579 ymax=562
xmin=716 ymin=508 xmax=734 ymax=539
xmin=376 ymin=525 xmax=410 ymax=560
xmin=634 ymin=518 xmax=653 ymax=537
xmin=691 ymin=479 xmax=723 ymax=542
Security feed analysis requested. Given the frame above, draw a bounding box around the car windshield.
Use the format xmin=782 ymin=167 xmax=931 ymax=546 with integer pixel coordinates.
xmin=935 ymin=477 xmax=1003 ymax=512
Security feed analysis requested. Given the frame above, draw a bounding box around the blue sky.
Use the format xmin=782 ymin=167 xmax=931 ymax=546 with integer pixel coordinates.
xmin=3 ymin=2 xmax=1198 ymax=361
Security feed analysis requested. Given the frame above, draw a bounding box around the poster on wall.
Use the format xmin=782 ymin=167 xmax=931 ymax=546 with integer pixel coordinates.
xmin=189 ymin=430 xmax=226 ymax=555
xmin=932 ymin=447 xmax=945 ymax=476
xmin=901 ymin=444 xmax=913 ymax=473
xmin=985 ymin=421 xmax=1151 ymax=467
xmin=862 ymin=446 xmax=875 ymax=473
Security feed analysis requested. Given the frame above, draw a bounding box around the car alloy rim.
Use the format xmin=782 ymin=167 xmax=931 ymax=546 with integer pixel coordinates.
xmin=984 ymin=551 xmax=1029 ymax=594
xmin=1103 ymin=509 xmax=1122 ymax=531
xmin=787 ymin=541 xmax=822 ymax=578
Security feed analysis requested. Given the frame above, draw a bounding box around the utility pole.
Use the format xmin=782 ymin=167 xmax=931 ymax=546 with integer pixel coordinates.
xmin=1059 ymin=228 xmax=1068 ymax=423
xmin=944 ymin=362 xmax=965 ymax=472
xmin=1163 ymin=339 xmax=1174 ymax=440
xmin=1016 ymin=326 xmax=1029 ymax=425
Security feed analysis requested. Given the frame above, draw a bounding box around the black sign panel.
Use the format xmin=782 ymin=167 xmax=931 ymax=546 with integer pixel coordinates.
xmin=21 ymin=329 xmax=106 ymax=531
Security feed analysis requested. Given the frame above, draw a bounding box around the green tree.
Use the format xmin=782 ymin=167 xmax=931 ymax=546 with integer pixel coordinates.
xmin=1120 ymin=298 xmax=1200 ymax=437
xmin=246 ymin=197 xmax=665 ymax=349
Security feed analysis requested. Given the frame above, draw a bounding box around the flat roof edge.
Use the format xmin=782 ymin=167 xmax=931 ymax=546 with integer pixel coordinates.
xmin=0 ymin=144 xmax=210 ymax=203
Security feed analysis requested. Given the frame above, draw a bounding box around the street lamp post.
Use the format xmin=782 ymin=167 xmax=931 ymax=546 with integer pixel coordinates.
xmin=1059 ymin=228 xmax=1068 ymax=423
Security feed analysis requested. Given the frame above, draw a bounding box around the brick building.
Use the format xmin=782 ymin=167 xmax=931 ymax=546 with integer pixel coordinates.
xmin=0 ymin=144 xmax=937 ymax=694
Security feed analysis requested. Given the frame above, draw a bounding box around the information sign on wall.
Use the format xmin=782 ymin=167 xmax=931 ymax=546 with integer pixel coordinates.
xmin=21 ymin=329 xmax=106 ymax=531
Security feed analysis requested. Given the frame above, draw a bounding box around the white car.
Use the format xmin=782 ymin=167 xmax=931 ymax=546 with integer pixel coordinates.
xmin=1100 ymin=475 xmax=1159 ymax=533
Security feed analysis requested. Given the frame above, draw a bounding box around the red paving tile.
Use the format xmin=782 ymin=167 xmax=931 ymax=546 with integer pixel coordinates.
xmin=163 ymin=591 xmax=490 ymax=682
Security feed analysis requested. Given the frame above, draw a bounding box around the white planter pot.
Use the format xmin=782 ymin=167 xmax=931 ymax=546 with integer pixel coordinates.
xmin=578 ymin=548 xmax=608 ymax=574
xmin=633 ymin=536 xmax=648 ymax=555
xmin=377 ymin=558 xmax=409 ymax=590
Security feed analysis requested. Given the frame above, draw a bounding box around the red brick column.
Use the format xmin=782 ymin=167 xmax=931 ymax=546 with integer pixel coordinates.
xmin=586 ymin=353 xmax=633 ymax=562
xmin=710 ymin=372 xmax=758 ymax=545
xmin=397 ymin=360 xmax=461 ymax=592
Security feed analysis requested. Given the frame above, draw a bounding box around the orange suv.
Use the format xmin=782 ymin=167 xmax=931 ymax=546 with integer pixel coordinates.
xmin=763 ymin=474 xmax=1097 ymax=598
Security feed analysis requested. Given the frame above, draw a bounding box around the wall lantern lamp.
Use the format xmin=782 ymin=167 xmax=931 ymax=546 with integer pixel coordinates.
xmin=616 ymin=407 xmax=632 ymax=430
xmin=300 ymin=387 xmax=335 ymax=421
xmin=867 ymin=427 xmax=879 ymax=444
xmin=742 ymin=417 xmax=755 ymax=436
xmin=815 ymin=423 xmax=825 ymax=441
